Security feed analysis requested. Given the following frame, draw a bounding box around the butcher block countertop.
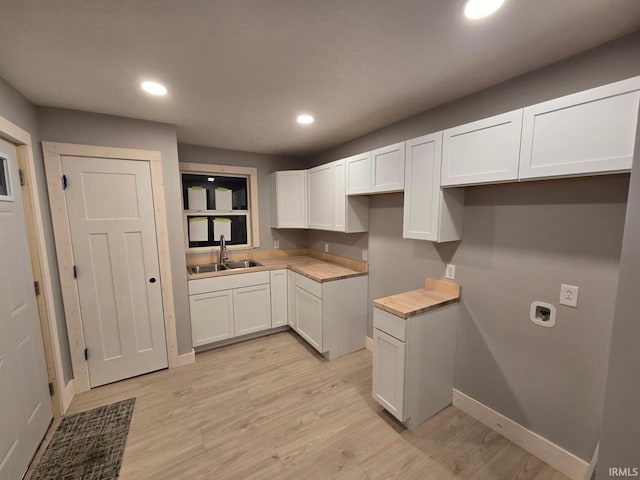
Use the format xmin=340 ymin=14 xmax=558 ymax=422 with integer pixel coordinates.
xmin=187 ymin=249 xmax=367 ymax=283
xmin=374 ymin=278 xmax=460 ymax=319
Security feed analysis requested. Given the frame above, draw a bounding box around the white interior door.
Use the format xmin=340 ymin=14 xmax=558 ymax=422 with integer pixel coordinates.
xmin=0 ymin=139 xmax=52 ymax=480
xmin=61 ymin=156 xmax=167 ymax=388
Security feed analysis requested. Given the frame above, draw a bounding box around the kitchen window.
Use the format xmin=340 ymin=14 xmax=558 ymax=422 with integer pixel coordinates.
xmin=180 ymin=162 xmax=260 ymax=253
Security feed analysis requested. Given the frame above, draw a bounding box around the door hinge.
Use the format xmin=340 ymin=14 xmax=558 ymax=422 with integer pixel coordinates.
xmin=62 ymin=174 xmax=68 ymax=190
xmin=34 ymin=281 xmax=40 ymax=296
xmin=73 ymin=265 xmax=77 ymax=279
xmin=19 ymin=169 xmax=25 ymax=186
xmin=84 ymin=348 xmax=88 ymax=361
xmin=48 ymin=382 xmax=54 ymax=396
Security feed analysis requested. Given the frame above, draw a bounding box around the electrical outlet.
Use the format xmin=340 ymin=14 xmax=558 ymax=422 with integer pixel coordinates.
xmin=324 ymin=242 xmax=329 ymax=253
xmin=560 ymin=284 xmax=579 ymax=307
xmin=445 ymin=264 xmax=456 ymax=280
xmin=362 ymin=249 xmax=368 ymax=261
xmin=273 ymin=239 xmax=279 ymax=249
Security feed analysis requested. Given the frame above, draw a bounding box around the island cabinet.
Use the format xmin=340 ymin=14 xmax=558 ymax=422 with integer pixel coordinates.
xmin=372 ymin=279 xmax=460 ymax=430
xmin=518 ymin=75 xmax=640 ymax=180
xmin=289 ymin=271 xmax=367 ymax=360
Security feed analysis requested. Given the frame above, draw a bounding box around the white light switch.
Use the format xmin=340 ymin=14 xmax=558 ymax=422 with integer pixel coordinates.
xmin=445 ymin=264 xmax=456 ymax=280
xmin=560 ymin=284 xmax=579 ymax=308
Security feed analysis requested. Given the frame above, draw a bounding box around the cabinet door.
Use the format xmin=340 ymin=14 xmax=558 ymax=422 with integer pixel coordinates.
xmin=190 ymin=290 xmax=234 ymax=347
xmin=403 ymin=133 xmax=442 ymax=241
xmin=371 ymin=142 xmax=405 ymax=193
xmin=308 ymin=163 xmax=334 ymax=230
xmin=233 ymin=284 xmax=271 ymax=336
xmin=442 ymin=110 xmax=523 ymax=186
xmin=333 ymin=159 xmax=346 ymax=231
xmin=287 ymin=270 xmax=297 ymax=330
xmin=519 ymin=77 xmax=640 ymax=180
xmin=270 ymin=270 xmax=288 ymax=327
xmin=372 ymin=329 xmax=406 ymax=422
xmin=295 ymin=286 xmax=323 ymax=353
xmin=345 ymin=152 xmax=372 ymax=195
xmin=272 ymin=171 xmax=307 ymax=228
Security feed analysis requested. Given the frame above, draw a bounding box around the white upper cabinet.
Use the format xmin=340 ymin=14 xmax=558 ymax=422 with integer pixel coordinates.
xmin=308 ymin=160 xmax=368 ymax=233
xmin=441 ymin=109 xmax=523 ymax=187
xmin=270 ymin=170 xmax=307 ymax=228
xmin=519 ymin=76 xmax=640 ymax=180
xmin=371 ymin=142 xmax=405 ymax=193
xmin=345 ymin=152 xmax=372 ymax=195
xmin=403 ymin=133 xmax=464 ymax=242
xmin=308 ymin=163 xmax=334 ymax=230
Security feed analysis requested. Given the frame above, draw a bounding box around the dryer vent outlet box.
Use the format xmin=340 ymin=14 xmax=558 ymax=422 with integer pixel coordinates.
xmin=530 ymin=301 xmax=556 ymax=328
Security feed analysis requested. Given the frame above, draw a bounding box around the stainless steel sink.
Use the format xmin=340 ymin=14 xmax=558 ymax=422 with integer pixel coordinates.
xmin=188 ymin=263 xmax=228 ymax=274
xmin=224 ymin=260 xmax=263 ymax=269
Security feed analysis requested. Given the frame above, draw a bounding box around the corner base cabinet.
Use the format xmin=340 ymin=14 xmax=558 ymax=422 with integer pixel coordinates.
xmin=289 ymin=272 xmax=367 ymax=360
xmin=373 ymin=304 xmax=459 ymax=430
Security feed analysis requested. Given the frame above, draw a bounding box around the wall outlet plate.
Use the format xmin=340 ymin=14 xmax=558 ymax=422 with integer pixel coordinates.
xmin=445 ymin=264 xmax=456 ymax=280
xmin=324 ymin=242 xmax=329 ymax=253
xmin=560 ymin=284 xmax=579 ymax=308
xmin=362 ymin=249 xmax=368 ymax=261
xmin=273 ymin=239 xmax=279 ymax=249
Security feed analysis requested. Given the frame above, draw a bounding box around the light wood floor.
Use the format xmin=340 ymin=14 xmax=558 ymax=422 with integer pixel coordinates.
xmin=29 ymin=331 xmax=570 ymax=480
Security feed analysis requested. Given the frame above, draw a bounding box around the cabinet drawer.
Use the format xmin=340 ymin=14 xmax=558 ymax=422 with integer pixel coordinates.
xmin=294 ymin=272 xmax=323 ymax=298
xmin=188 ymin=271 xmax=270 ymax=295
xmin=373 ymin=307 xmax=407 ymax=342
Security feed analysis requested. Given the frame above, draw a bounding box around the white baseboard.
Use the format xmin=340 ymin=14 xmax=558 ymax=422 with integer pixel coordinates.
xmin=452 ymin=389 xmax=589 ymax=480
xmin=60 ymin=379 xmax=75 ymax=415
xmin=175 ymin=349 xmax=196 ymax=367
xmin=365 ymin=336 xmax=373 ymax=352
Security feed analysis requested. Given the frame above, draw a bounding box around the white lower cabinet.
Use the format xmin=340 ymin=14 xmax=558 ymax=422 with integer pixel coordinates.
xmin=289 ymin=272 xmax=367 ymax=359
xmin=190 ymin=290 xmax=234 ymax=347
xmin=233 ymin=284 xmax=271 ymax=336
xmin=372 ymin=305 xmax=459 ymax=429
xmin=189 ymin=271 xmax=273 ymax=348
xmin=287 ymin=270 xmax=297 ymax=330
xmin=270 ymin=269 xmax=288 ymax=327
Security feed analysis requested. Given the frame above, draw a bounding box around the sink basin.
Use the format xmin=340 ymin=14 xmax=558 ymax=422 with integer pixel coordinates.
xmin=224 ymin=260 xmax=263 ymax=269
xmin=188 ymin=263 xmax=228 ymax=274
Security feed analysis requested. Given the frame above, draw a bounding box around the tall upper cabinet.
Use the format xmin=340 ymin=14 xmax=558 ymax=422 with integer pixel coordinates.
xmin=518 ymin=76 xmax=640 ymax=180
xmin=403 ymin=133 xmax=464 ymax=242
xmin=308 ymin=159 xmax=369 ymax=233
xmin=270 ymin=170 xmax=307 ymax=228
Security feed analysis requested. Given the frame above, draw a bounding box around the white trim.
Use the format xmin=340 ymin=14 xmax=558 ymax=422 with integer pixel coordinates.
xmin=43 ymin=142 xmax=180 ymax=392
xmin=365 ymin=336 xmax=373 ymax=352
xmin=452 ymin=389 xmax=589 ymax=480
xmin=585 ymin=441 xmax=599 ymax=480
xmin=176 ymin=349 xmax=196 ymax=367
xmin=60 ymin=379 xmax=75 ymax=413
xmin=0 ymin=115 xmax=69 ymax=416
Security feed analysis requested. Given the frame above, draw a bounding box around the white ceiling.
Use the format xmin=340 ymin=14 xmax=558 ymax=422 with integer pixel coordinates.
xmin=2 ymin=1 xmax=640 ymax=156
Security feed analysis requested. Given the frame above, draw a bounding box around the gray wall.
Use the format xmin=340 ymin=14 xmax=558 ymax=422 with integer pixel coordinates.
xmin=37 ymin=108 xmax=192 ymax=355
xmin=597 ymin=112 xmax=640 ymax=479
xmin=177 ymin=143 xmax=308 ymax=256
xmin=0 ymin=77 xmax=74 ymax=384
xmin=306 ymin=32 xmax=640 ymax=460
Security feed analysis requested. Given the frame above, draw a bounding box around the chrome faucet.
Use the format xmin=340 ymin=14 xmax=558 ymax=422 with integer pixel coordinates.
xmin=219 ymin=235 xmax=229 ymax=265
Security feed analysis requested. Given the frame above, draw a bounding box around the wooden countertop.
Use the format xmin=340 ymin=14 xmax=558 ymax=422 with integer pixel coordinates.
xmin=373 ymin=278 xmax=460 ymax=319
xmin=187 ymin=250 xmax=368 ymax=283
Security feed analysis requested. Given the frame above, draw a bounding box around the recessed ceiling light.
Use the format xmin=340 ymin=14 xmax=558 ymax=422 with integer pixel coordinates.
xmin=296 ymin=114 xmax=314 ymax=125
xmin=464 ymin=0 xmax=504 ymax=19
xmin=141 ymin=81 xmax=167 ymax=96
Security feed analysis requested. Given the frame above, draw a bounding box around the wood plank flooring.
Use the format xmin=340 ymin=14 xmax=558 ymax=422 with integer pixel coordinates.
xmin=27 ymin=332 xmax=570 ymax=480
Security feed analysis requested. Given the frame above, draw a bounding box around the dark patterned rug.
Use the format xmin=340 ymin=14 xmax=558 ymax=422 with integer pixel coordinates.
xmin=31 ymin=398 xmax=135 ymax=480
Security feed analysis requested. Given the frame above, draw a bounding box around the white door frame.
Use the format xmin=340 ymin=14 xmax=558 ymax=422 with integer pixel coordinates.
xmin=43 ymin=142 xmax=180 ymax=393
xmin=0 ymin=114 xmax=71 ymax=415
